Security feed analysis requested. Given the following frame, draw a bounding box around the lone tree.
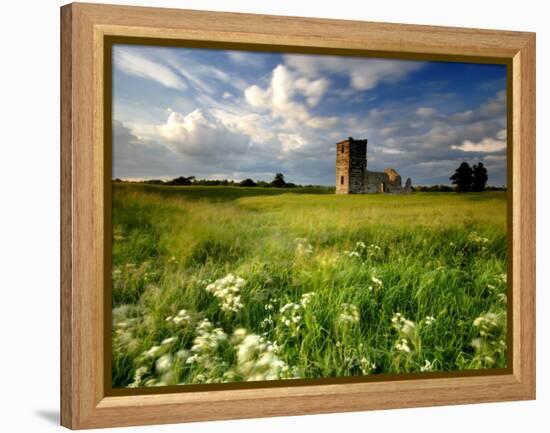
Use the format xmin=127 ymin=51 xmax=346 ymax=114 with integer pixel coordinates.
xmin=471 ymin=162 xmax=488 ymax=192
xmin=239 ymin=178 xmax=257 ymax=187
xmin=450 ymin=162 xmax=474 ymax=192
xmin=167 ymin=175 xmax=195 ymax=186
xmin=271 ymin=173 xmax=287 ymax=188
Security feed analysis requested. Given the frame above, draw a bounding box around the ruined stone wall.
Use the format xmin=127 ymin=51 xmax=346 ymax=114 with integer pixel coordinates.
xmin=365 ymin=171 xmax=389 ymax=193
xmin=364 ymin=168 xmax=407 ymax=193
xmin=384 ymin=168 xmax=402 ymax=187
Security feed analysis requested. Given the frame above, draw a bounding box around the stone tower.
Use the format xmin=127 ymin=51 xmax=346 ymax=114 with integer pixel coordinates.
xmin=335 ymin=137 xmax=367 ymax=194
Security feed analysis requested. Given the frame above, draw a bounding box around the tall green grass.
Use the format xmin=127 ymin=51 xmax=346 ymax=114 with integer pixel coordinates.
xmin=111 ymin=183 xmax=507 ymax=387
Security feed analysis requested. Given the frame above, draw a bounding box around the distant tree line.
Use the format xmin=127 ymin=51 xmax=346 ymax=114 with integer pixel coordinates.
xmin=114 ymin=173 xmax=321 ymax=189
xmin=112 ymin=164 xmax=504 ymax=193
xmin=413 ymin=184 xmax=506 ymax=193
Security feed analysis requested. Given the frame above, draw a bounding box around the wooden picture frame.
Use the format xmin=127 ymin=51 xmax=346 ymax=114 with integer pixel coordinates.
xmin=60 ymin=2 xmax=536 ymax=429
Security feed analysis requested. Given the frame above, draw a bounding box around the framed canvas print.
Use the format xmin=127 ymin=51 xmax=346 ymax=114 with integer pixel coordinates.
xmin=60 ymin=2 xmax=536 ymax=429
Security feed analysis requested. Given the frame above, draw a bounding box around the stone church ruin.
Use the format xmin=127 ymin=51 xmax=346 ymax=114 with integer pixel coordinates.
xmin=335 ymin=137 xmax=412 ymax=194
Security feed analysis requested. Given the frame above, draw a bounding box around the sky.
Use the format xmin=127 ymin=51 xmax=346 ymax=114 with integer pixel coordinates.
xmin=112 ymin=44 xmax=507 ymax=186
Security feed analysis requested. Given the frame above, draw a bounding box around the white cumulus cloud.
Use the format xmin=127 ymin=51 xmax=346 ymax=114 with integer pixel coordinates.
xmin=211 ymin=109 xmax=274 ymax=143
xmin=451 ymin=138 xmax=506 ymax=153
xmin=278 ymin=133 xmax=307 ymax=153
xmin=244 ymin=64 xmax=333 ymax=129
xmin=159 ymin=109 xmax=250 ymax=157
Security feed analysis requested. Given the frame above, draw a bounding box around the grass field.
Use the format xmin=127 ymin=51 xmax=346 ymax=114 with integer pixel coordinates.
xmin=111 ymin=183 xmax=508 ymax=388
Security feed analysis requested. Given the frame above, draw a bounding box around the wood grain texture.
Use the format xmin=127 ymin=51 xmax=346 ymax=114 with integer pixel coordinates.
xmin=60 ymin=4 xmax=73 ymax=428
xmin=60 ymin=2 xmax=536 ymax=429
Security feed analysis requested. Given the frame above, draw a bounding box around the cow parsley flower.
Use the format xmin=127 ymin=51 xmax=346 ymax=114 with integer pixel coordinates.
xmin=392 ymin=313 xmax=416 ymax=337
xmin=155 ymin=354 xmax=173 ymax=372
xmin=359 ymin=357 xmax=376 ymax=375
xmin=420 ymin=359 xmax=434 ymax=372
xmin=161 ymin=337 xmax=177 ymax=346
xmin=127 ymin=366 xmax=148 ymax=388
xmin=144 ymin=345 xmax=161 ymax=358
xmin=205 ymin=274 xmax=245 ymax=313
xmin=395 ymin=338 xmax=411 ymax=353
xmin=230 ymin=329 xmax=290 ymax=381
xmin=339 ymin=303 xmax=360 ymax=324
xmin=295 ymin=238 xmax=313 ymax=256
xmin=300 ymin=292 xmax=315 ymax=307
xmin=424 ymin=316 xmax=436 ymax=326
xmin=170 ymin=308 xmax=192 ymax=326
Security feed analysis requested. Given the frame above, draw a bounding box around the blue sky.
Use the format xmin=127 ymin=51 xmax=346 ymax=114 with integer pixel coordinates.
xmin=112 ymin=45 xmax=507 ymax=186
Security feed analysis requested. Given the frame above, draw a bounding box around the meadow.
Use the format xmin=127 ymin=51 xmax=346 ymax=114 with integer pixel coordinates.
xmin=111 ymin=183 xmax=508 ymax=388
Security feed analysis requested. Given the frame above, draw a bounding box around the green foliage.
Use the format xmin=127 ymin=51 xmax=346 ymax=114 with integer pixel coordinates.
xmin=111 ymin=183 xmax=508 ymax=388
xmin=472 ymin=162 xmax=489 ymax=192
xmin=271 ymin=173 xmax=287 ymax=188
xmin=450 ymin=161 xmax=490 ymax=192
xmin=450 ymin=162 xmax=474 ymax=192
xmin=239 ymin=178 xmax=257 ymax=187
xmin=128 ymin=172 xmax=316 ymax=189
xmin=165 ymin=176 xmax=195 ymax=186
xmin=413 ymin=184 xmax=454 ymax=192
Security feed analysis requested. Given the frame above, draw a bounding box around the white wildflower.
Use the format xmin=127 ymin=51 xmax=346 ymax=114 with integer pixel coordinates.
xmin=470 ymin=310 xmax=506 ymax=368
xmin=127 ymin=366 xmax=148 ymax=388
xmin=424 ymin=316 xmax=436 ymax=326
xmin=395 ymin=338 xmax=411 ymax=353
xmin=185 ymin=354 xmax=199 ymax=365
xmin=144 ymin=345 xmax=161 ymax=358
xmin=359 ymin=357 xmax=376 ymax=375
xmin=473 ymin=312 xmax=501 ymax=336
xmin=176 ymin=349 xmax=190 ymax=361
xmin=261 ymin=316 xmax=274 ymax=328
xmin=371 ymin=275 xmax=383 ymax=288
xmin=155 ymin=354 xmax=173 ymax=372
xmin=161 ymin=337 xmax=177 ymax=346
xmin=300 ymin=292 xmax=315 ymax=307
xmin=471 ymin=338 xmax=484 ymax=350
xmin=295 ymin=238 xmax=313 ymax=256
xmin=468 ymin=232 xmax=490 ymax=245
xmin=279 ymin=302 xmax=294 ymax=313
xmin=205 ymin=274 xmax=245 ymax=313
xmin=231 ymin=329 xmax=290 ymax=381
xmin=338 ymin=303 xmax=360 ymax=324
xmin=392 ymin=313 xmax=417 ymax=337
xmin=231 ymin=328 xmax=248 ymax=343
xmin=420 ymin=360 xmax=434 ymax=372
